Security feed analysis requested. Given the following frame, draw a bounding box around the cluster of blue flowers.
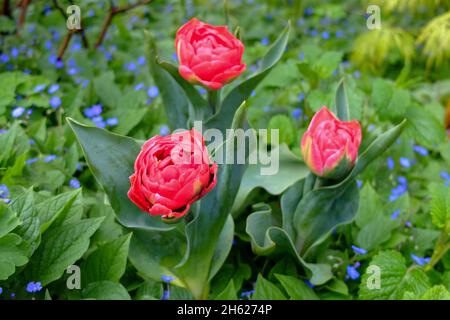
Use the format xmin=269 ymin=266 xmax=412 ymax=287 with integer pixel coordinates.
xmin=346 ymin=261 xmax=361 ymax=280
xmin=69 ymin=178 xmax=81 ymax=189
xmin=389 ymin=176 xmax=408 ymax=202
xmin=410 ymin=254 xmax=430 ymax=266
xmin=83 ymin=104 xmax=118 ymax=129
xmin=0 ymin=184 xmax=11 ymax=204
xmin=161 ymin=275 xmax=175 ymax=300
xmin=26 ymin=281 xmax=43 ymax=293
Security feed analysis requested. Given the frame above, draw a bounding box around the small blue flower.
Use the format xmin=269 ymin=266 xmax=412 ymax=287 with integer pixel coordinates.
xmin=137 ymin=56 xmax=146 ymax=66
xmin=356 ymin=180 xmax=363 ymax=188
xmin=346 ymin=265 xmax=360 ymax=280
xmin=34 ymin=84 xmax=47 ymax=93
xmin=387 ymin=157 xmax=395 ymax=170
xmin=292 ymin=108 xmax=302 ymax=119
xmin=26 ymin=158 xmax=39 ymax=165
xmin=160 ymin=125 xmax=169 ymax=137
xmin=410 ymin=254 xmax=430 ymax=266
xmin=10 ymin=293 xmax=15 ymax=298
xmin=161 ymin=275 xmax=175 ymax=283
xmin=251 ymin=90 xmax=256 ymax=97
xmin=12 ymin=106 xmax=26 ymax=118
xmin=440 ymin=171 xmax=450 ymax=181
xmin=351 ymin=245 xmax=367 ymax=255
xmin=147 ymin=86 xmax=159 ymax=98
xmin=397 ymin=176 xmax=408 ymax=185
xmin=92 ymin=116 xmax=106 ymax=128
xmin=399 ymin=157 xmax=412 ymax=168
xmin=48 ymin=84 xmax=60 ymax=94
xmin=0 ymin=184 xmax=9 ymax=199
xmin=26 ymin=281 xmax=43 ymax=293
xmin=126 ymin=62 xmax=137 ymax=72
xmin=134 ymin=82 xmax=145 ymax=91
xmin=261 ymin=37 xmax=269 ymax=46
xmin=0 ymin=287 xmax=2 ymax=295
xmin=106 ymin=117 xmax=118 ymax=126
xmin=11 ymin=47 xmax=19 ymax=58
xmin=353 ymin=70 xmax=361 ymax=79
xmin=335 ymin=30 xmax=344 ymax=38
xmin=309 ymin=29 xmax=318 ymax=37
xmin=298 ymin=52 xmax=305 ymax=61
xmin=413 ymin=145 xmax=428 ymax=156
xmin=240 ymin=290 xmax=255 ymax=298
xmin=68 ymin=68 xmax=78 ymax=75
xmin=0 ymin=54 xmax=9 ymax=63
xmin=304 ymin=280 xmax=314 ymax=288
xmin=49 ymin=96 xmax=61 ymax=109
xmin=84 ymin=104 xmax=103 ymax=118
xmin=321 ymin=31 xmax=330 ymax=39
xmin=161 ymin=289 xmax=170 ymax=300
xmin=263 ymin=106 xmax=271 ymax=113
xmin=405 ymin=220 xmax=412 ymax=228
xmin=69 ymin=178 xmax=81 ymax=189
xmin=390 ymin=209 xmax=401 ymax=220
xmin=44 ymin=155 xmax=57 ymax=163
xmin=198 ymin=87 xmax=207 ymax=95
xmin=304 ymin=7 xmax=314 ymax=16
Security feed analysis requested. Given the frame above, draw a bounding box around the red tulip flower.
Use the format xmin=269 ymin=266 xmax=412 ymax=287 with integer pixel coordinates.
xmin=301 ymin=107 xmax=362 ymax=179
xmin=175 ymin=18 xmax=246 ymax=90
xmin=128 ymin=128 xmax=217 ymax=220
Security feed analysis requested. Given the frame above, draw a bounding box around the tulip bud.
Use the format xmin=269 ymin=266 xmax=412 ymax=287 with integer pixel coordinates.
xmin=301 ymin=106 xmax=362 ymax=179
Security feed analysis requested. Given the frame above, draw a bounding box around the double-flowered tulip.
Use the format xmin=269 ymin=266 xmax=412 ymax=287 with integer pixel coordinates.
xmin=175 ymin=18 xmax=246 ymax=90
xmin=301 ymin=107 xmax=362 ymax=179
xmin=128 ymin=128 xmax=217 ymax=220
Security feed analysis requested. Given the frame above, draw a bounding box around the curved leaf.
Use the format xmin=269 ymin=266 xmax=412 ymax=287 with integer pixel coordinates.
xmin=246 ymin=203 xmax=332 ymax=285
xmin=232 ymin=144 xmax=308 ymax=216
xmin=335 ymin=78 xmax=350 ymax=121
xmin=145 ymin=31 xmax=189 ymax=129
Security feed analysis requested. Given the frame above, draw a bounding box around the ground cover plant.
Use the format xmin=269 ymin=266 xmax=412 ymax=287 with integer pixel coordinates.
xmin=0 ymin=0 xmax=449 ymax=300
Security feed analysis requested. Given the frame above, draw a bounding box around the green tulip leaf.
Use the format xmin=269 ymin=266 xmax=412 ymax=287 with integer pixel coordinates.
xmin=246 ymin=202 xmax=333 ymax=285
xmin=335 ymin=78 xmax=350 ymax=121
xmin=145 ymin=31 xmax=189 ymax=129
xmin=156 ymin=59 xmax=211 ymax=121
xmin=175 ymin=102 xmax=249 ymax=299
xmin=232 ymin=144 xmax=309 ymax=216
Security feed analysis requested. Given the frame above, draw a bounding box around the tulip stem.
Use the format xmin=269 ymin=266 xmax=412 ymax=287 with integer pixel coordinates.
xmin=303 ymin=173 xmax=316 ymax=196
xmin=208 ymin=89 xmax=221 ymax=114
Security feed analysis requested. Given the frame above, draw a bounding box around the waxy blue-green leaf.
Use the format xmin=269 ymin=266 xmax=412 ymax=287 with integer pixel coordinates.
xmin=232 ymin=144 xmax=308 ymax=216
xmin=145 ymin=31 xmax=189 ymax=129
xmin=156 ymin=59 xmax=211 ymax=122
xmin=246 ymin=202 xmax=332 ymax=285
